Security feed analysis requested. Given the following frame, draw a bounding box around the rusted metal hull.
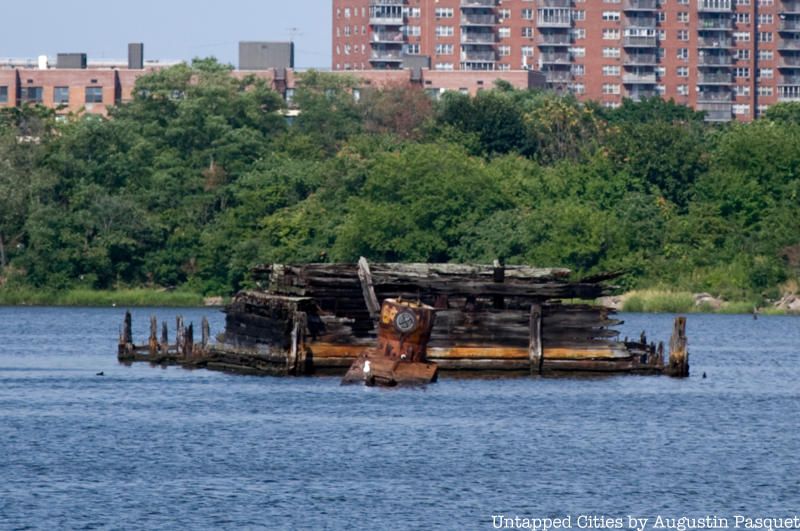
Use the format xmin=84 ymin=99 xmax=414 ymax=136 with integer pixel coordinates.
xmin=341 ymin=352 xmax=439 ymax=386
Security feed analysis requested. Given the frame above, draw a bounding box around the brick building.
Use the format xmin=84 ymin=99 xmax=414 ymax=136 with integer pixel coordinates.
xmin=0 ymin=60 xmax=542 ymax=117
xmin=333 ymin=0 xmax=798 ymax=121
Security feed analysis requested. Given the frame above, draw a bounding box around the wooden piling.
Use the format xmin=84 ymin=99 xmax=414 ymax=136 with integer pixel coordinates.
xmin=201 ymin=317 xmax=210 ymax=348
xmin=148 ymin=316 xmax=158 ymax=358
xmin=176 ymin=316 xmax=184 ymax=356
xmin=184 ymin=323 xmax=194 ymax=359
xmin=667 ymin=316 xmax=689 ymax=377
xmin=529 ymin=303 xmax=543 ymax=375
xmin=160 ymin=321 xmax=169 ymax=356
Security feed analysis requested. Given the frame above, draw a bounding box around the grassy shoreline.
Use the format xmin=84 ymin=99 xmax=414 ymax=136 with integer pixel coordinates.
xmin=620 ymin=289 xmax=791 ymax=315
xmin=0 ymin=288 xmax=211 ymax=307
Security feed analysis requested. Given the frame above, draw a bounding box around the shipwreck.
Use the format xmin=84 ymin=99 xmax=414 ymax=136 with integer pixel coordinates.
xmin=118 ymin=259 xmax=689 ymax=380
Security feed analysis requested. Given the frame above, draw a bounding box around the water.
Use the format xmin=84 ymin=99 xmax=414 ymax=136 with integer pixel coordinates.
xmin=1 ymin=308 xmax=799 ymax=530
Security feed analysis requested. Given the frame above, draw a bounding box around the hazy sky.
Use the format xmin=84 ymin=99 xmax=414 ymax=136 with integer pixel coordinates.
xmin=0 ymin=0 xmax=332 ymax=69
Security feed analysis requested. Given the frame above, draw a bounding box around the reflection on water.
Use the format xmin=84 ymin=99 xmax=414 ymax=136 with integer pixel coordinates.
xmin=0 ymin=308 xmax=798 ymax=529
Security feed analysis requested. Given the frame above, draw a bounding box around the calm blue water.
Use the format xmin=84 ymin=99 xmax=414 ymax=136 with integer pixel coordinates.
xmin=0 ymin=308 xmax=799 ymax=530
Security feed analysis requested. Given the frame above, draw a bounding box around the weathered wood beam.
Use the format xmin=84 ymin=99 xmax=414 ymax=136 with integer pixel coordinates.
xmin=357 ymin=257 xmax=380 ymax=320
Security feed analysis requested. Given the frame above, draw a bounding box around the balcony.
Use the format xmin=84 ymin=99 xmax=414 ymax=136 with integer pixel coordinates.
xmin=698 ymin=54 xmax=733 ymax=66
xmin=370 ymin=50 xmax=404 ymax=62
xmin=782 ymin=0 xmax=800 ymax=13
xmin=623 ymin=36 xmax=658 ymax=47
xmin=698 ymin=18 xmax=734 ymax=30
xmin=369 ymin=12 xmax=405 ymax=25
xmin=461 ymin=32 xmax=497 ymax=44
xmin=625 ymin=15 xmax=657 ymax=27
xmin=627 ymin=89 xmax=658 ymax=100
xmin=623 ymin=0 xmax=658 ymax=10
xmin=544 ymin=70 xmax=572 ymax=83
xmin=697 ymin=37 xmax=733 ymax=48
xmin=697 ymin=92 xmax=733 ymax=102
xmin=779 ymin=74 xmax=800 ymax=83
xmin=372 ymin=31 xmax=405 ymax=43
xmin=539 ymin=0 xmax=572 ymax=7
xmin=369 ymin=0 xmax=404 ymax=4
xmin=778 ymin=39 xmax=800 ymax=50
xmin=623 ymin=73 xmax=657 ymax=83
xmin=624 ymin=52 xmax=658 ymax=65
xmin=697 ymin=72 xmax=733 ymax=84
xmin=537 ymin=9 xmax=572 ymax=27
xmin=537 ymin=33 xmax=573 ymax=46
xmin=779 ymin=55 xmax=800 ymax=67
xmin=461 ymin=0 xmax=497 ymax=6
xmin=697 ymin=103 xmax=732 ymax=121
xmin=461 ymin=14 xmax=497 ymax=25
xmin=540 ymin=51 xmax=572 ymax=64
xmin=780 ymin=19 xmax=800 ymax=31
xmin=698 ymin=0 xmax=733 ymax=11
xmin=461 ymin=50 xmax=497 ymax=62
xmin=779 ymin=86 xmax=800 ymax=99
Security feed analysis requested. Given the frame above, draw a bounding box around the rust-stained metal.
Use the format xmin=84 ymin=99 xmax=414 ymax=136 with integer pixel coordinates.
xmin=342 ymin=298 xmax=439 ymax=386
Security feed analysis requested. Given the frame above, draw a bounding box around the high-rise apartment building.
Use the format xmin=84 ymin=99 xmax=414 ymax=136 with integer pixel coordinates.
xmin=333 ymin=0 xmax=799 ymax=121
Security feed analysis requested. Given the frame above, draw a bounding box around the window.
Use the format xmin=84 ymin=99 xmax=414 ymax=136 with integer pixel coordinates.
xmin=677 ymin=66 xmax=689 ymax=77
xmin=736 ymin=49 xmax=751 ymax=60
xmin=522 ymin=27 xmax=534 ymax=38
xmin=344 ymin=7 xmax=350 ymax=17
xmin=602 ymin=83 xmax=621 ymax=94
xmin=522 ymin=8 xmax=534 ymax=19
xmin=406 ymin=26 xmax=421 ymax=36
xmin=20 ymin=86 xmax=43 ymax=103
xmin=758 ymin=86 xmax=773 ymax=96
xmin=435 ymin=44 xmax=454 ymax=55
xmin=85 ymin=87 xmax=103 ymax=104
xmin=603 ymin=28 xmax=620 ymax=40
xmin=435 ymin=63 xmax=454 ymax=71
xmin=572 ymin=64 xmax=585 ymax=75
xmin=658 ymin=12 xmax=667 ymax=22
xmin=499 ymin=27 xmax=511 ymax=38
xmin=735 ymin=85 xmax=751 ymax=96
xmin=736 ymin=0 xmax=750 ymax=4
xmin=408 ymin=7 xmax=421 ymax=17
xmin=0 ymin=86 xmax=7 ymax=104
xmin=499 ymin=45 xmax=511 ymax=56
xmin=602 ymin=65 xmax=621 ymax=75
xmin=759 ymin=32 xmax=773 ymax=42
xmin=758 ymin=50 xmax=773 ymax=60
xmin=678 ymin=85 xmax=689 ymax=95
xmin=435 ymin=7 xmax=453 ymax=17
xmin=734 ymin=31 xmax=751 ymax=42
xmin=758 ymin=13 xmax=773 ymax=24
xmin=677 ymin=12 xmax=689 ymax=22
xmin=571 ymin=28 xmax=586 ymax=39
xmin=759 ymin=68 xmax=774 ymax=79
xmin=569 ymin=46 xmax=586 ymax=57
xmin=735 ymin=67 xmax=751 ymax=77
xmin=733 ymin=104 xmax=750 ymax=115
xmin=678 ymin=0 xmax=689 ymax=4
xmin=602 ymin=11 xmax=621 ymax=21
xmin=435 ymin=26 xmax=453 ymax=37
xmin=405 ymin=44 xmax=420 ymax=54
xmin=758 ymin=0 xmax=774 ymax=4
xmin=572 ymin=10 xmax=586 ymax=21
xmin=54 ymin=87 xmax=69 ymax=105
xmin=736 ymin=13 xmax=750 ymax=24
xmin=603 ymin=101 xmax=621 ymax=109
xmin=677 ymin=30 xmax=689 ymax=41
xmin=602 ymin=47 xmax=621 ymax=58
xmin=498 ymin=64 xmax=511 ymax=71
xmin=499 ymin=8 xmax=511 ymax=19
xmin=570 ymin=83 xmax=586 ymax=94
xmin=522 ymin=46 xmax=535 ymax=57
xmin=677 ymin=48 xmax=689 ymax=60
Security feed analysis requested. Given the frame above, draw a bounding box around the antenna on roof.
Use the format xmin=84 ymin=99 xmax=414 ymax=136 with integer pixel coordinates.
xmin=287 ymin=27 xmax=304 ymax=42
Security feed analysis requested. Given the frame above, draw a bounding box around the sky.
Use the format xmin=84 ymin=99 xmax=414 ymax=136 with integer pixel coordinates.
xmin=0 ymin=0 xmax=332 ymax=69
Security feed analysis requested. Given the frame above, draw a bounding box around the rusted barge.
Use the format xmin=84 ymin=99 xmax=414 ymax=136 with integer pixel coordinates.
xmin=118 ymin=259 xmax=689 ymax=379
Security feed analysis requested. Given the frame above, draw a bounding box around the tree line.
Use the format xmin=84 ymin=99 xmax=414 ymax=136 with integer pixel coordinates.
xmin=1 ymin=58 xmax=799 ymax=303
